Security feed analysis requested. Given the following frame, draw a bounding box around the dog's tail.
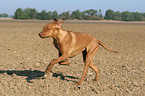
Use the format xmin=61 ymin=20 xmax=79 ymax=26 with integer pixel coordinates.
xmin=97 ymin=40 xmax=118 ymax=53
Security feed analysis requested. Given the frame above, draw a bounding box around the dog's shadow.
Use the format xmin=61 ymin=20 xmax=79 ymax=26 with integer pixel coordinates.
xmin=0 ymin=70 xmax=79 ymax=83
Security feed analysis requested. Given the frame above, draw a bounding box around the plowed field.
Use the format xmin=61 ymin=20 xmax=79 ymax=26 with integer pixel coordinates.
xmin=0 ymin=20 xmax=145 ymax=95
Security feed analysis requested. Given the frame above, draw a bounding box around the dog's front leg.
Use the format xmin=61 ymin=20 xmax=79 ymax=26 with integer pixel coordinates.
xmin=44 ymin=55 xmax=68 ymax=77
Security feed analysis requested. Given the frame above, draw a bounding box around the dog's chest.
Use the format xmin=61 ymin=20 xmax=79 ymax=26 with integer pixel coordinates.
xmin=53 ymin=39 xmax=60 ymax=49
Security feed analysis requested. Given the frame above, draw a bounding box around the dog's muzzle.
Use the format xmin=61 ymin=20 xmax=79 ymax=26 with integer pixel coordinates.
xmin=38 ymin=32 xmax=49 ymax=39
xmin=38 ymin=33 xmax=43 ymax=38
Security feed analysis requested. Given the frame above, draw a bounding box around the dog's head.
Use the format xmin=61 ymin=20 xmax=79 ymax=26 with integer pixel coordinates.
xmin=39 ymin=19 xmax=65 ymax=38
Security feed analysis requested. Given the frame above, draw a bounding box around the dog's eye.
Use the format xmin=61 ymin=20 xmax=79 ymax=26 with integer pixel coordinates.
xmin=43 ymin=28 xmax=46 ymax=30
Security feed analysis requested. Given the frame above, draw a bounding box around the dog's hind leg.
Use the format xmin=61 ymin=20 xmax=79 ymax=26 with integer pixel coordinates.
xmin=88 ymin=46 xmax=100 ymax=82
xmin=89 ymin=62 xmax=100 ymax=81
xmin=76 ymin=45 xmax=99 ymax=85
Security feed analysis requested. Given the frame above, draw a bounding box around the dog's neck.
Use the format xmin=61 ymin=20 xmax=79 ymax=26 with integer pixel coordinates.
xmin=52 ymin=28 xmax=68 ymax=42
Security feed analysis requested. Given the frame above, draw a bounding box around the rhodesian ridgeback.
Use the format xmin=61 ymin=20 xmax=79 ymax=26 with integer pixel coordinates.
xmin=39 ymin=19 xmax=117 ymax=85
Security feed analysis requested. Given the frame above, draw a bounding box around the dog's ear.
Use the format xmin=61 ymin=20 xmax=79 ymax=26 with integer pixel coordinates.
xmin=54 ymin=19 xmax=58 ymax=24
xmin=56 ymin=19 xmax=65 ymax=28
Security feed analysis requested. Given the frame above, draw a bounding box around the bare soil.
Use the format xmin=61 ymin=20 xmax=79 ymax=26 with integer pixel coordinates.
xmin=0 ymin=20 xmax=145 ymax=96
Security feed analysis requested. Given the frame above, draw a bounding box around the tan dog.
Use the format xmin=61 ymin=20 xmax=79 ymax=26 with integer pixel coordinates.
xmin=39 ymin=19 xmax=117 ymax=85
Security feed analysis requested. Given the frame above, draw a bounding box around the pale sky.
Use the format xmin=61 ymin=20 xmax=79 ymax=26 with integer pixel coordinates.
xmin=0 ymin=0 xmax=145 ymax=15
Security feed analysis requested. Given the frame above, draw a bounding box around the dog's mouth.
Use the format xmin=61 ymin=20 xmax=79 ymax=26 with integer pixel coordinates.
xmin=38 ymin=33 xmax=49 ymax=39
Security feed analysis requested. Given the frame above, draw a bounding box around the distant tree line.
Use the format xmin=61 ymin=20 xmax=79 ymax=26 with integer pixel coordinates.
xmin=105 ymin=9 xmax=145 ymax=21
xmin=13 ymin=8 xmax=104 ymax=20
xmin=0 ymin=13 xmax=8 ymax=17
xmin=2 ymin=8 xmax=144 ymax=21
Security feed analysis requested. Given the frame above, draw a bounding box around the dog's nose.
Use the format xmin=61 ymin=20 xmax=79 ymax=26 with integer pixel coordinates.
xmin=38 ymin=33 xmax=43 ymax=38
xmin=39 ymin=33 xmax=42 ymax=37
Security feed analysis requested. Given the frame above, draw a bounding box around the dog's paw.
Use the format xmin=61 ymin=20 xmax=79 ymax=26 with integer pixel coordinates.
xmin=42 ymin=72 xmax=53 ymax=79
xmin=74 ymin=82 xmax=81 ymax=86
xmin=44 ymin=74 xmax=48 ymax=78
xmin=40 ymin=73 xmax=48 ymax=79
xmin=40 ymin=76 xmax=46 ymax=79
xmin=73 ymin=83 xmax=81 ymax=89
xmin=93 ymin=78 xmax=98 ymax=82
